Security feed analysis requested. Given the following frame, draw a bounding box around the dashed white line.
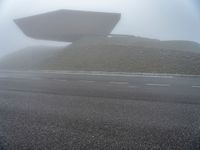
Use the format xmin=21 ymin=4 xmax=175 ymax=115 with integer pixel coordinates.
xmin=146 ymin=84 xmax=170 ymax=87
xmin=109 ymin=81 xmax=129 ymax=85
xmin=192 ymin=86 xmax=200 ymax=88
xmin=128 ymin=86 xmax=137 ymax=88
xmin=79 ymin=80 xmax=96 ymax=83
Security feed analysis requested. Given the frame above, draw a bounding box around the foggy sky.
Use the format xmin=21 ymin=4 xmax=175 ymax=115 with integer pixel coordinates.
xmin=0 ymin=0 xmax=200 ymax=56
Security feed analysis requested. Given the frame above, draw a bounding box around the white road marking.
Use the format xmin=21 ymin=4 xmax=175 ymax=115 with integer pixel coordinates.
xmin=4 ymin=70 xmax=200 ymax=78
xmin=109 ymin=81 xmax=129 ymax=85
xmin=32 ymin=70 xmax=174 ymax=79
xmin=79 ymin=80 xmax=96 ymax=83
xmin=192 ymin=86 xmax=200 ymax=88
xmin=128 ymin=86 xmax=137 ymax=88
xmin=68 ymin=73 xmax=174 ymax=79
xmin=146 ymin=84 xmax=170 ymax=87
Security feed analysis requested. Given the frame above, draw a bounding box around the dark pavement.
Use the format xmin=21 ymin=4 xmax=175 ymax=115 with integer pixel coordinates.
xmin=0 ymin=71 xmax=200 ymax=150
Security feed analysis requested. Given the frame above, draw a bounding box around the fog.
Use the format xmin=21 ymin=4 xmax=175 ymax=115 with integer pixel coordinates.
xmin=0 ymin=0 xmax=200 ymax=56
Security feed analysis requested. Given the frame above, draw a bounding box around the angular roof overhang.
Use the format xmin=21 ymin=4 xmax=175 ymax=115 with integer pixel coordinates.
xmin=14 ymin=9 xmax=121 ymax=42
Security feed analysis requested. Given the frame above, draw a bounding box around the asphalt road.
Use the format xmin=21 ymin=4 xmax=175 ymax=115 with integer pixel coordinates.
xmin=0 ymin=71 xmax=200 ymax=150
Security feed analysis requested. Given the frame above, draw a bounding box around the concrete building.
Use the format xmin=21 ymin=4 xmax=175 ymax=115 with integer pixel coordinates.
xmin=14 ymin=9 xmax=121 ymax=42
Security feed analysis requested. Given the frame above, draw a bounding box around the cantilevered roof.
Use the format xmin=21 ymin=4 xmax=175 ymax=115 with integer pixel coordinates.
xmin=14 ymin=9 xmax=121 ymax=42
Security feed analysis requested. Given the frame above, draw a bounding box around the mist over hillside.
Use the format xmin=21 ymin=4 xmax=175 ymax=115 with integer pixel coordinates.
xmin=73 ymin=36 xmax=200 ymax=53
xmin=0 ymin=36 xmax=200 ymax=74
xmin=0 ymin=46 xmax=63 ymax=70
